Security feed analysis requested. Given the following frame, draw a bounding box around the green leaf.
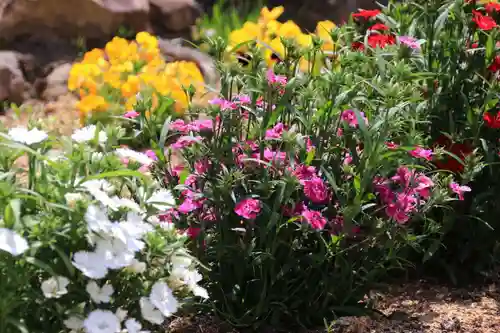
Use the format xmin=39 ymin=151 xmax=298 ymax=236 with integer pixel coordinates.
xmin=78 ymin=170 xmax=148 ymax=185
xmin=25 ymin=257 xmax=57 ymax=276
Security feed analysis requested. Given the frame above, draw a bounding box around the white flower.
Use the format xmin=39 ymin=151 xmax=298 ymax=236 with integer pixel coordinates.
xmin=146 ymin=190 xmax=176 ymax=211
xmin=149 ymin=281 xmax=178 ymax=318
xmin=0 ymin=228 xmax=29 ymax=256
xmin=112 ymin=197 xmax=142 ymax=213
xmin=115 ymin=148 xmax=154 ymax=166
xmin=8 ymin=127 xmax=48 ymax=145
xmin=41 ymin=276 xmax=70 ymax=299
xmin=85 ymin=205 xmax=114 ymax=234
xmin=171 ymin=267 xmax=209 ymax=299
xmin=171 ymin=252 xmax=193 ymax=270
xmin=72 ymin=125 xmax=107 ymax=143
xmin=91 ymin=152 xmax=104 ymax=163
xmin=115 ymin=308 xmax=128 ymax=322
xmin=127 ymin=258 xmax=146 ymax=274
xmin=65 ymin=192 xmax=85 ymax=207
xmin=72 ymin=251 xmax=108 ymax=279
xmin=94 ymin=239 xmax=136 ymax=270
xmin=64 ymin=316 xmax=84 ymax=332
xmin=139 ymin=297 xmax=164 ymax=325
xmin=84 ymin=310 xmax=121 ymax=333
xmin=86 ymin=281 xmax=114 ymax=303
xmin=81 ymin=179 xmax=114 ymax=194
xmin=124 ymin=318 xmax=149 ymax=333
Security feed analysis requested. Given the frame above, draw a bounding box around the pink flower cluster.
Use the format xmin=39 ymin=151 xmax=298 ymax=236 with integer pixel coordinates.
xmin=341 ymin=109 xmax=369 ymax=128
xmin=170 ymin=119 xmax=213 ymax=133
xmin=170 ymin=135 xmax=203 ymax=150
xmin=292 ymin=164 xmax=331 ymax=204
xmin=374 ymin=166 xmax=435 ymax=224
xmin=234 ymin=198 xmax=262 ymax=219
xmin=409 ymin=147 xmax=433 ymax=161
xmin=208 ymin=94 xmax=252 ymax=111
xmin=266 ymin=69 xmax=287 ymax=95
xmin=265 ymin=122 xmax=286 ymax=139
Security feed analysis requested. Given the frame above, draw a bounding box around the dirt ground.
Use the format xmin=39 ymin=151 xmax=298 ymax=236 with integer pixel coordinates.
xmin=166 ymin=280 xmax=500 ymax=333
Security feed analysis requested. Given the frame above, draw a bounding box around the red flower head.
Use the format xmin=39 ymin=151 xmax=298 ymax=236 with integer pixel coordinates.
xmin=351 ymin=41 xmax=365 ymax=51
xmin=367 ymin=34 xmax=396 ymax=48
xmin=472 ymin=10 xmax=498 ymax=30
xmin=368 ymin=23 xmax=389 ymax=31
xmin=483 ymin=111 xmax=500 ymax=128
xmin=352 ymin=9 xmax=381 ymax=20
xmin=433 ymin=135 xmax=473 ymax=173
xmin=488 ymin=55 xmax=500 ymax=73
xmin=486 ymin=2 xmax=500 ymax=13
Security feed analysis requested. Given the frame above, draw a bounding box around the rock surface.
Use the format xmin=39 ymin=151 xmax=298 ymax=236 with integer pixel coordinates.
xmin=0 ymin=51 xmax=35 ymax=107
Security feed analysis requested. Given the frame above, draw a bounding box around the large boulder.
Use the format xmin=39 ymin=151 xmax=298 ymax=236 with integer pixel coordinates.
xmin=0 ymin=0 xmax=150 ymax=42
xmin=0 ymin=51 xmax=35 ymax=106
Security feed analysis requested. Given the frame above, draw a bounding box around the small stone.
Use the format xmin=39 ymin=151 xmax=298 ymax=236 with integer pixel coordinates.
xmin=440 ymin=317 xmax=461 ymax=332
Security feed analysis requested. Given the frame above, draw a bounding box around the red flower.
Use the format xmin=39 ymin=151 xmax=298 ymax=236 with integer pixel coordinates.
xmin=472 ymin=10 xmax=498 ymax=30
xmin=351 ymin=41 xmax=365 ymax=51
xmin=433 ymin=135 xmax=473 ymax=173
xmin=483 ymin=111 xmax=500 ymax=128
xmin=486 ymin=2 xmax=500 ymax=13
xmin=352 ymin=9 xmax=381 ymax=19
xmin=367 ymin=34 xmax=395 ymax=48
xmin=488 ymin=55 xmax=500 ymax=73
xmin=368 ymin=23 xmax=389 ymax=31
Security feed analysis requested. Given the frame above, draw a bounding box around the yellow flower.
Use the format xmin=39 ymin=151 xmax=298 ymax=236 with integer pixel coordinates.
xmin=315 ymin=20 xmax=336 ymax=41
xmin=169 ymin=89 xmax=189 ymax=115
xmin=265 ymin=20 xmax=282 ymax=39
xmin=229 ymin=28 xmax=256 ymax=51
xmin=278 ymin=20 xmax=302 ymax=39
xmin=102 ymin=71 xmax=122 ymax=89
xmin=121 ymin=75 xmax=141 ymax=98
xmin=76 ymin=95 xmax=108 ymax=124
xmin=260 ymin=6 xmax=284 ymax=22
xmin=297 ymin=33 xmax=313 ymax=49
xmin=264 ymin=38 xmax=285 ymax=67
xmin=136 ymin=31 xmax=158 ymax=50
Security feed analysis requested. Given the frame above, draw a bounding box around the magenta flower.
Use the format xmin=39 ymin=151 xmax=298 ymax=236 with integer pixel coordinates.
xmin=305 ymin=137 xmax=315 ymax=152
xmin=303 ymin=177 xmax=330 ymax=204
xmin=124 ymin=110 xmax=140 ymax=119
xmin=391 ymin=166 xmax=414 ymax=188
xmin=399 ymin=36 xmax=421 ymax=50
xmin=282 ymin=201 xmax=306 ymax=217
xmin=266 ymin=69 xmax=287 ymax=86
xmin=194 ymin=158 xmax=212 ymax=174
xmin=450 ymin=182 xmax=471 ymax=201
xmin=341 ymin=109 xmax=368 ymax=128
xmin=170 ymin=136 xmax=203 ymax=150
xmin=170 ymin=119 xmax=188 ymax=133
xmin=373 ymin=177 xmax=394 ymax=203
xmin=343 ymin=153 xmax=353 ymax=166
xmin=234 ymin=198 xmax=261 ymax=219
xmin=256 ymin=96 xmax=276 ymax=110
xmin=234 ymin=94 xmax=251 ymax=104
xmin=171 ymin=164 xmax=185 ymax=177
xmin=158 ymin=209 xmax=180 ymax=224
xmin=208 ymin=97 xmax=238 ymax=111
xmin=385 ymin=141 xmax=399 ymax=149
xmin=385 ymin=191 xmax=418 ymax=224
xmin=261 ymin=148 xmax=287 ymax=163
xmin=145 ymin=149 xmax=158 ymax=161
xmin=265 ymin=122 xmax=285 ymax=139
xmin=301 ymin=209 xmax=328 ymax=230
xmin=291 ymin=164 xmax=317 ymax=184
xmin=414 ymin=174 xmax=434 ymax=199
xmin=188 ymin=119 xmax=213 ymax=132
xmin=409 ymin=147 xmax=433 ymax=161
xmin=178 ymin=190 xmax=204 ymax=213
xmin=187 ymin=226 xmax=201 ymax=239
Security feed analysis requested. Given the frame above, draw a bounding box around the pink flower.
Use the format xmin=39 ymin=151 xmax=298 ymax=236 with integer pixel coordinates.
xmin=450 ymin=182 xmax=471 ymax=201
xmin=305 ymin=137 xmax=315 ymax=152
xmin=171 ymin=164 xmax=185 ymax=177
xmin=145 ymin=150 xmax=158 ymax=161
xmin=265 ymin=123 xmax=285 ymax=139
xmin=385 ymin=141 xmax=399 ymax=149
xmin=343 ymin=153 xmax=353 ymax=165
xmin=170 ymin=136 xmax=203 ymax=150
xmin=262 ymin=148 xmax=287 ymax=163
xmin=337 ymin=127 xmax=343 ymax=136
xmin=194 ymin=158 xmax=212 ymax=174
xmin=303 ymin=177 xmax=330 ymax=204
xmin=158 ymin=209 xmax=180 ymax=224
xmin=209 ymin=97 xmax=238 ymax=111
xmin=234 ymin=94 xmax=251 ymax=104
xmin=341 ymin=109 xmax=368 ymax=128
xmin=171 ymin=119 xmax=188 ymax=133
xmin=385 ymin=191 xmax=418 ymax=224
xmin=188 ymin=119 xmax=213 ymax=132
xmin=200 ymin=208 xmax=217 ymax=222
xmin=124 ymin=110 xmax=140 ymax=119
xmin=184 ymin=174 xmax=198 ymax=187
xmin=410 ymin=147 xmax=433 ymax=161
xmin=266 ymin=69 xmax=287 ymax=86
xmin=178 ymin=198 xmax=202 ymax=213
xmin=414 ymin=174 xmax=434 ymax=199
xmin=256 ymin=96 xmax=276 ymax=110
xmin=301 ymin=209 xmax=328 ymax=230
xmin=391 ymin=166 xmax=414 ymax=188
xmin=399 ymin=36 xmax=421 ymax=50
xmin=187 ymin=226 xmax=201 ymax=239
xmin=373 ymin=177 xmax=394 ymax=203
xmin=291 ymin=164 xmax=317 ymax=184
xmin=234 ymin=198 xmax=261 ymax=219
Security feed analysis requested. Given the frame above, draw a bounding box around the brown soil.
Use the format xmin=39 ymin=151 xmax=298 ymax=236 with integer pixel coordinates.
xmin=166 ymin=281 xmax=500 ymax=333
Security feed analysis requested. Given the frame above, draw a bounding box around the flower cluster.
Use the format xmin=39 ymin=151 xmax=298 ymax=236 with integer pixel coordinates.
xmin=69 ymin=32 xmax=205 ymax=125
xmin=226 ymin=6 xmax=336 ymax=69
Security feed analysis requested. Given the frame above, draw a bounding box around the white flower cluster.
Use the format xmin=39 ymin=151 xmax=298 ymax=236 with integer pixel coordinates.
xmin=7 ymin=126 xmax=48 ymax=145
